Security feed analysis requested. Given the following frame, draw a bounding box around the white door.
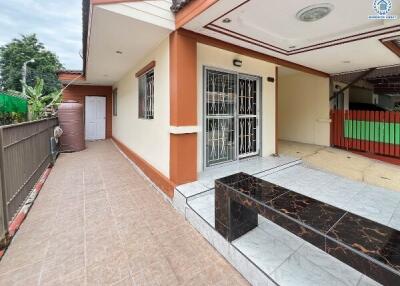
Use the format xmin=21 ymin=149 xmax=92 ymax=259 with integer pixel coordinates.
xmin=85 ymin=96 xmax=106 ymax=140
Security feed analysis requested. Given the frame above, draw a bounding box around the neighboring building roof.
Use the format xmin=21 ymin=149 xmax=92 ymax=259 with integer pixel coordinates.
xmin=170 ymin=0 xmax=192 ymax=13
xmin=57 ymin=70 xmax=83 ymax=75
xmin=57 ymin=70 xmax=85 ymax=83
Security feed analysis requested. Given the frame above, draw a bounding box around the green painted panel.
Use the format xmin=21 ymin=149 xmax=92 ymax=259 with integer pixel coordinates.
xmin=396 ymin=123 xmax=400 ymax=145
xmin=344 ymin=120 xmax=400 ymax=145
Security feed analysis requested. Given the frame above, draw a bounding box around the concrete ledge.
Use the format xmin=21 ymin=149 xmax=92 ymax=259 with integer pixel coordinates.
xmin=169 ymin=126 xmax=200 ymax=134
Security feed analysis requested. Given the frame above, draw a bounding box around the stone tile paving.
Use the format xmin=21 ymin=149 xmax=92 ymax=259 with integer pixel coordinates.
xmin=0 ymin=140 xmax=248 ymax=286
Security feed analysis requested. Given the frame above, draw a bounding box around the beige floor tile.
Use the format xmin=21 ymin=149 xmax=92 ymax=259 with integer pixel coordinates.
xmin=40 ymin=268 xmax=85 ymax=286
xmin=0 ymin=140 xmax=249 ymax=286
xmin=86 ymin=252 xmax=131 ymax=285
xmin=40 ymin=254 xmax=85 ymax=285
xmin=0 ymin=261 xmax=42 ymax=285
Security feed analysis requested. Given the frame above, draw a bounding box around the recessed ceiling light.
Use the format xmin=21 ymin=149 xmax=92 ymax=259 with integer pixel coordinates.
xmin=116 ymin=50 xmax=123 ymax=54
xmin=296 ymin=3 xmax=334 ymax=22
xmin=222 ymin=18 xmax=232 ymax=23
xmin=342 ymin=60 xmax=351 ymax=64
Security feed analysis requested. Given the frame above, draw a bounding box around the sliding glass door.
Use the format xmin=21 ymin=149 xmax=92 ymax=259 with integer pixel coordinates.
xmin=204 ymin=68 xmax=261 ymax=168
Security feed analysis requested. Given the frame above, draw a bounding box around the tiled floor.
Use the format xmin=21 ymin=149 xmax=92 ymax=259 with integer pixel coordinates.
xmin=187 ymin=163 xmax=400 ymax=231
xmin=176 ymin=155 xmax=301 ymax=199
xmin=278 ymin=140 xmax=400 ymax=192
xmin=0 ymin=140 xmax=248 ymax=286
xmin=184 ymin=161 xmax=400 ymax=286
xmin=261 ymin=165 xmax=400 ymax=229
xmin=187 ymin=192 xmax=383 ymax=286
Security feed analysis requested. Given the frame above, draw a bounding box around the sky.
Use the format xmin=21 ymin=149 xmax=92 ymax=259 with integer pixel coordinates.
xmin=0 ymin=0 xmax=82 ymax=70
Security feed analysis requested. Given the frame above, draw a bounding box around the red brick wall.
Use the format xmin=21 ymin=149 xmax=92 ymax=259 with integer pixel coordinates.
xmin=62 ymin=85 xmax=113 ymax=138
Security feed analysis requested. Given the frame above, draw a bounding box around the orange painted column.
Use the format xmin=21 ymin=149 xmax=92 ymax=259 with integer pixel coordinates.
xmin=169 ymin=30 xmax=198 ymax=185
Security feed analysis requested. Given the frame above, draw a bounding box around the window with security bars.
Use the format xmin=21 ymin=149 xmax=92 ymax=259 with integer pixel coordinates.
xmin=112 ymin=88 xmax=118 ymax=116
xmin=138 ymin=70 xmax=154 ymax=119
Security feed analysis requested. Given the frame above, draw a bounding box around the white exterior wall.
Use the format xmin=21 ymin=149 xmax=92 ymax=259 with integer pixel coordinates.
xmin=197 ymin=43 xmax=277 ymax=172
xmin=278 ymin=72 xmax=330 ymax=146
xmin=112 ymin=38 xmax=170 ymax=177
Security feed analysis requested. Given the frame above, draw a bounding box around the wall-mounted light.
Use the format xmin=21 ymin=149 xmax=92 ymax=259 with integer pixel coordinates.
xmin=233 ymin=59 xmax=242 ymax=67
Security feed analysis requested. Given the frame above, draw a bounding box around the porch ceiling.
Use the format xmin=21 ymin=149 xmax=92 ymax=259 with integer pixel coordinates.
xmin=85 ymin=1 xmax=174 ymax=85
xmin=183 ymin=0 xmax=400 ymax=74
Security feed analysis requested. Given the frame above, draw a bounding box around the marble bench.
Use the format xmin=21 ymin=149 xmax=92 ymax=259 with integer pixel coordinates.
xmin=215 ymin=173 xmax=400 ymax=286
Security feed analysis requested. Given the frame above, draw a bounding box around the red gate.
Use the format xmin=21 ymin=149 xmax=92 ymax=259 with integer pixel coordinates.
xmin=330 ymin=110 xmax=400 ymax=159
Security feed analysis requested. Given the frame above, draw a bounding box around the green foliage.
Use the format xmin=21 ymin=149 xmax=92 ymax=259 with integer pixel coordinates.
xmin=0 ymin=34 xmax=64 ymax=95
xmin=0 ymin=112 xmax=26 ymax=126
xmin=22 ymin=79 xmax=62 ymax=120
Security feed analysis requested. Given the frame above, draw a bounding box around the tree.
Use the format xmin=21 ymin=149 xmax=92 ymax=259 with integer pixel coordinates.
xmin=0 ymin=34 xmax=64 ymax=95
xmin=21 ymin=79 xmax=62 ymax=120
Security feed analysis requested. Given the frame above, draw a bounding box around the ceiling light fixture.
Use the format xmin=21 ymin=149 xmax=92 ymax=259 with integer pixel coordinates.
xmin=116 ymin=50 xmax=123 ymax=54
xmin=296 ymin=3 xmax=334 ymax=22
xmin=342 ymin=60 xmax=351 ymax=64
xmin=222 ymin=18 xmax=232 ymax=23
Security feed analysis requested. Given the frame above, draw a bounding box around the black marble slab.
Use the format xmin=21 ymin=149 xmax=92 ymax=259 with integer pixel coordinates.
xmin=215 ymin=172 xmax=400 ymax=286
xmin=270 ymin=192 xmax=346 ymax=234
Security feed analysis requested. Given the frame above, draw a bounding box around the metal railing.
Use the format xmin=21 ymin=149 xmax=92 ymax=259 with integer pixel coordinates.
xmin=0 ymin=118 xmax=57 ymax=239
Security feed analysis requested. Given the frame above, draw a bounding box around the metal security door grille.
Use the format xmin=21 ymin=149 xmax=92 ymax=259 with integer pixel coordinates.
xmin=238 ymin=76 xmax=259 ymax=158
xmin=205 ymin=69 xmax=237 ymax=167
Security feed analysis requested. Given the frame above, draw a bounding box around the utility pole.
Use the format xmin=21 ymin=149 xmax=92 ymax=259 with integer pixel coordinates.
xmin=21 ymin=59 xmax=35 ymax=96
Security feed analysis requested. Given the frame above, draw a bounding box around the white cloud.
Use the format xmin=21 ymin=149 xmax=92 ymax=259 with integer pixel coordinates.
xmin=0 ymin=0 xmax=82 ymax=70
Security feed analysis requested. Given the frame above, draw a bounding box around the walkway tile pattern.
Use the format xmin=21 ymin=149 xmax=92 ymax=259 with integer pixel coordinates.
xmin=0 ymin=140 xmax=248 ymax=286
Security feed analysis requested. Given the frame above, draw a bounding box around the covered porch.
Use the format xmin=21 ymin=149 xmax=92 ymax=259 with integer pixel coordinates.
xmin=174 ymin=142 xmax=400 ymax=286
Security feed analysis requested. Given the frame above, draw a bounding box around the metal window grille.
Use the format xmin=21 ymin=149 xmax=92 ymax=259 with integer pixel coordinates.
xmin=238 ymin=77 xmax=258 ymax=157
xmin=138 ymin=70 xmax=154 ymax=119
xmin=205 ymin=69 xmax=237 ymax=167
xmin=112 ymin=88 xmax=118 ymax=116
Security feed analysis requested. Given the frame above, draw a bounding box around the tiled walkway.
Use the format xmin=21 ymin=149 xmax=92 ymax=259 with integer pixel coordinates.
xmin=0 ymin=140 xmax=248 ymax=286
